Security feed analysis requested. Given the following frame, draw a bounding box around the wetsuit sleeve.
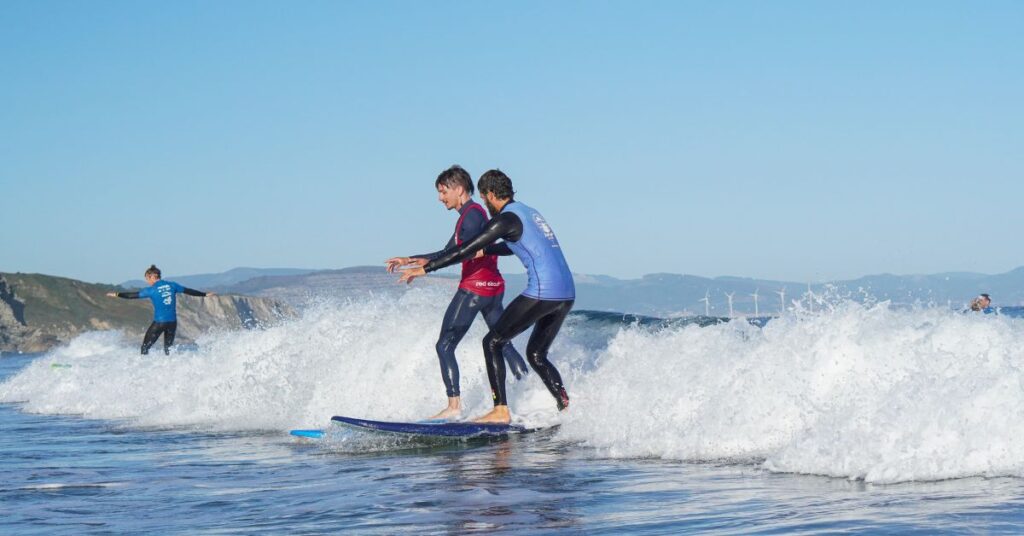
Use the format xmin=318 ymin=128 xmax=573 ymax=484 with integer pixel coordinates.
xmin=410 ymin=234 xmax=456 ymax=261
xmin=424 ymin=212 xmax=523 ymax=273
xmin=115 ymin=291 xmax=141 ymax=299
xmin=182 ymin=288 xmax=208 ymax=297
xmin=484 ymin=242 xmax=514 ymax=256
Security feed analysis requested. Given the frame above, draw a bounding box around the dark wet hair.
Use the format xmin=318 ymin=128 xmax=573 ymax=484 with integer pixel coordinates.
xmin=435 ymin=165 xmax=474 ymax=195
xmin=477 ymin=169 xmax=515 ymax=200
xmin=981 ymin=293 xmax=991 ymax=300
xmin=145 ymin=265 xmax=161 ymax=278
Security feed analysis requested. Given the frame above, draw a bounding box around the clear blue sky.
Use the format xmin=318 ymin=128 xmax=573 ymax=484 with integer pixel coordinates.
xmin=1 ymin=1 xmax=1021 ymax=284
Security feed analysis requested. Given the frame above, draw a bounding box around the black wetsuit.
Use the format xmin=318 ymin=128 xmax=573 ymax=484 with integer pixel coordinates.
xmin=433 ymin=289 xmax=528 ymax=397
xmin=424 ymin=203 xmax=574 ymax=409
xmin=412 ymin=202 xmax=528 ymax=398
xmin=140 ymin=320 xmax=177 ymax=355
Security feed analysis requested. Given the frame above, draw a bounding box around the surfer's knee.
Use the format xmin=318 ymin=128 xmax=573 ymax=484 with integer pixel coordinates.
xmin=435 ymin=338 xmax=452 ymax=358
xmin=483 ymin=331 xmax=508 ymax=354
xmin=525 ymin=346 xmax=550 ymax=367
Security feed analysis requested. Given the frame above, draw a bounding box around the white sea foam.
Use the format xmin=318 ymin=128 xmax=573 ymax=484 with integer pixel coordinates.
xmin=4 ymin=290 xmax=1024 ymax=483
xmin=0 ymin=287 xmax=567 ymax=430
xmin=561 ymin=302 xmax=1024 ymax=483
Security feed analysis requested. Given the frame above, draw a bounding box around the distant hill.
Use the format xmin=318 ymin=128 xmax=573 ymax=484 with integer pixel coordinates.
xmin=1 ymin=272 xmax=294 ymax=353
xmin=201 ymin=266 xmax=1024 ymax=316
xmin=834 ymin=268 xmax=1024 ymax=306
xmin=3 ymin=265 xmax=1020 ymax=353
xmin=214 ymin=266 xmax=458 ymax=306
xmin=121 ymin=267 xmax=316 ymax=290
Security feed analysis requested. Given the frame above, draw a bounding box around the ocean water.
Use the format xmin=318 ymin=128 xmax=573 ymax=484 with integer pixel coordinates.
xmin=3 ymin=287 xmax=1024 ymax=533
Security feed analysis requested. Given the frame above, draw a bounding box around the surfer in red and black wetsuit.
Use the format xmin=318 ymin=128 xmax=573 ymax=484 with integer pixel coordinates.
xmin=386 ymin=165 xmax=529 ymax=420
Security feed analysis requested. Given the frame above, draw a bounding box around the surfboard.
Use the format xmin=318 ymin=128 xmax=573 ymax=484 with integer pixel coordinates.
xmin=288 ymin=419 xmax=453 ymax=440
xmin=330 ymin=415 xmax=527 ymax=438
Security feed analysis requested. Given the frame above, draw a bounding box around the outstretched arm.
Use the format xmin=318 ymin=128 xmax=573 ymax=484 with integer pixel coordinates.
xmin=183 ymin=288 xmax=213 ymax=297
xmin=107 ymin=291 xmax=141 ymax=299
xmin=410 ymin=234 xmax=456 ymax=262
xmin=399 ymin=212 xmax=522 ymax=284
xmin=424 ymin=212 xmax=521 ymax=272
xmin=386 ymin=234 xmax=454 ymax=272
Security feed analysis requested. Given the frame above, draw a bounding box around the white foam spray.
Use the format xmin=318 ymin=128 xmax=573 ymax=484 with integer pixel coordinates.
xmin=561 ymin=302 xmax=1024 ymax=483
xmin=0 ymin=288 xmax=566 ymax=430
xmin=4 ymin=290 xmax=1024 ymax=483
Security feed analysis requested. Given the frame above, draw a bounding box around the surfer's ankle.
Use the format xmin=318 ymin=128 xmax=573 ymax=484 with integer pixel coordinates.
xmin=556 ymin=388 xmax=569 ymax=411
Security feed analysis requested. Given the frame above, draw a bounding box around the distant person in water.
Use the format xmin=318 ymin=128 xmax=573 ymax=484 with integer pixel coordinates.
xmin=399 ymin=169 xmax=574 ymax=424
xmin=385 ymin=165 xmax=529 ymax=420
xmin=969 ymin=293 xmax=992 ymax=312
xmin=106 ymin=265 xmax=214 ymax=355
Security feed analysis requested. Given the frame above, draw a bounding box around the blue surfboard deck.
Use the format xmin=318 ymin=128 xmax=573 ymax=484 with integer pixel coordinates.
xmin=288 ymin=418 xmax=456 ymax=440
xmin=331 ymin=415 xmax=527 ymax=437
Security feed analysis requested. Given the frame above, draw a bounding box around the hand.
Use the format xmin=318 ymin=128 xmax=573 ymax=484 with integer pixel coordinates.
xmin=386 ymin=257 xmax=427 ymax=272
xmin=385 ymin=257 xmax=410 ymax=273
xmin=399 ymin=266 xmax=426 ymax=285
xmin=206 ymin=292 xmax=217 ymax=297
xmin=473 ymin=249 xmax=485 ymax=260
xmin=106 ymin=292 xmax=117 ymax=298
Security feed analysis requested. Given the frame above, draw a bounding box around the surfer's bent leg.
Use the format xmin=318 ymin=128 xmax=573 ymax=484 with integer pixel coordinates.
xmin=480 ymin=291 xmax=529 ymax=380
xmin=141 ymin=322 xmax=163 ymax=355
xmin=163 ymin=322 xmax=177 ymax=355
xmin=525 ymin=300 xmax=573 ymax=410
xmin=436 ymin=290 xmax=483 ymax=397
xmin=482 ymin=296 xmax=549 ymax=406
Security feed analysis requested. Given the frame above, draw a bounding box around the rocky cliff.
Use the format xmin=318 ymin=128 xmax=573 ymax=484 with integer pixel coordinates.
xmin=0 ymin=272 xmax=294 ymax=353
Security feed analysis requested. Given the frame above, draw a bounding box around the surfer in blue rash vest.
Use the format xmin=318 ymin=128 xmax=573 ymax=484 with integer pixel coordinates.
xmin=385 ymin=165 xmax=529 ymax=420
xmin=399 ymin=169 xmax=574 ymax=424
xmin=106 ymin=265 xmax=214 ymax=355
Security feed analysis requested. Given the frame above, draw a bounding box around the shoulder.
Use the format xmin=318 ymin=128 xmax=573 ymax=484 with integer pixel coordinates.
xmin=461 ymin=205 xmax=487 ymax=226
xmin=494 ymin=210 xmax=521 ymax=225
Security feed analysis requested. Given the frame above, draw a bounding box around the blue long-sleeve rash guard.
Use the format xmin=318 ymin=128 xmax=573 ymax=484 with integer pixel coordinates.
xmin=116 ymin=280 xmax=207 ymax=322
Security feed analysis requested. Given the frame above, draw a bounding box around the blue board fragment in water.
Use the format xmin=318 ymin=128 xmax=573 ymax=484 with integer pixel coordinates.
xmin=331 ymin=415 xmax=527 ymax=437
xmin=289 ymin=429 xmax=325 ymax=439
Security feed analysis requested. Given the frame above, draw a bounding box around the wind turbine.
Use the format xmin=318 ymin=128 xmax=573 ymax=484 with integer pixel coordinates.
xmin=725 ymin=292 xmax=735 ymax=318
xmin=750 ymin=288 xmax=760 ymax=316
xmin=776 ymin=286 xmax=786 ymax=314
xmin=700 ymin=289 xmax=710 ymax=316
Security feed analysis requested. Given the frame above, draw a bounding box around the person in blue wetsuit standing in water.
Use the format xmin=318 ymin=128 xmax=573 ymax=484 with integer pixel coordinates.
xmin=106 ymin=265 xmax=214 ymax=355
xmin=386 ymin=165 xmax=529 ymax=420
xmin=399 ymin=169 xmax=574 ymax=424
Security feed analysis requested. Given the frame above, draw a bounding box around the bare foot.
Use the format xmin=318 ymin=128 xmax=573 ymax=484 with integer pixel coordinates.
xmin=473 ymin=405 xmax=511 ymax=424
xmin=429 ymin=407 xmax=461 ymax=421
xmin=428 ymin=396 xmax=461 ymax=421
